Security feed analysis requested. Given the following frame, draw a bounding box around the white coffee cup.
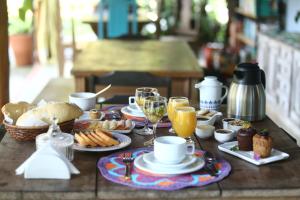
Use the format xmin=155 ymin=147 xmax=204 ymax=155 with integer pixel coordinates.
xmin=195 ymin=76 xmax=228 ymax=111
xmin=154 ymin=136 xmax=195 ymax=165
xmin=69 ymin=92 xmax=96 ymax=111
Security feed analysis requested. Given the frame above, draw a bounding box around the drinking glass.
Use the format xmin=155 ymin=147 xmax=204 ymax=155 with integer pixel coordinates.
xmin=135 ymin=87 xmax=159 ymax=135
xmin=173 ymin=106 xmax=197 ymax=148
xmin=143 ymin=96 xmax=167 ymax=146
xmin=167 ymin=97 xmax=189 ymax=133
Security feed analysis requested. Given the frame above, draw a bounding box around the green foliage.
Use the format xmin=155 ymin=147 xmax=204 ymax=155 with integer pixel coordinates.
xmin=9 ymin=0 xmax=33 ymax=35
xmin=9 ymin=17 xmax=32 ymax=35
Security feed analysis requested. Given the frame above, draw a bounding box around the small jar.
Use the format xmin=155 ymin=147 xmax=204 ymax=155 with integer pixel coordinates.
xmin=89 ymin=109 xmax=100 ymax=120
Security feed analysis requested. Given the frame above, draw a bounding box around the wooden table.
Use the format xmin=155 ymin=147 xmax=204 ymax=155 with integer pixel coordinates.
xmin=0 ymin=111 xmax=300 ymax=199
xmin=72 ymin=40 xmax=203 ymax=100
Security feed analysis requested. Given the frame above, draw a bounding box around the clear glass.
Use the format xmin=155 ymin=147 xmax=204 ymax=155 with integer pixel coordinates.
xmin=143 ymin=96 xmax=167 ymax=146
xmin=134 ymin=87 xmax=159 ymax=136
xmin=36 ymin=118 xmax=74 ymax=161
xmin=167 ymin=97 xmax=189 ymax=133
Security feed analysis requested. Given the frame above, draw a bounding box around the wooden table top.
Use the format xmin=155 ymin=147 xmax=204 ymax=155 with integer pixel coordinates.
xmin=72 ymin=40 xmax=203 ymax=78
xmin=0 ymin=109 xmax=299 ymax=199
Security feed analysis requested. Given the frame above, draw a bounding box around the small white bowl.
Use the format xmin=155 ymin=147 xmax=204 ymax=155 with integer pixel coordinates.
xmin=197 ymin=116 xmax=212 ymax=126
xmin=214 ymin=129 xmax=234 ymax=143
xmin=227 ymin=120 xmax=244 ymax=137
xmin=195 ymin=125 xmax=215 ymax=139
xmin=69 ymin=92 xmax=96 ymax=111
xmin=222 ymin=118 xmax=235 ymax=129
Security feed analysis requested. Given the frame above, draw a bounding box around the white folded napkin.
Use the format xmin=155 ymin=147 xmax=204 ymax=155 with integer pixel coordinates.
xmin=16 ymin=143 xmax=80 ymax=179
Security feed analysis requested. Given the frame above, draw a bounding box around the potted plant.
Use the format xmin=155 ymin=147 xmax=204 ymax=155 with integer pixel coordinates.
xmin=9 ymin=0 xmax=33 ymax=67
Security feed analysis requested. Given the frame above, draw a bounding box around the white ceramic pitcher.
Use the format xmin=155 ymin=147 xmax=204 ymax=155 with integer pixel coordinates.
xmin=195 ymin=76 xmax=228 ymax=111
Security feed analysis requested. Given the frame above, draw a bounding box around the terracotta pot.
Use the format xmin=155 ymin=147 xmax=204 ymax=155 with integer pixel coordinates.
xmin=9 ymin=34 xmax=33 ymax=66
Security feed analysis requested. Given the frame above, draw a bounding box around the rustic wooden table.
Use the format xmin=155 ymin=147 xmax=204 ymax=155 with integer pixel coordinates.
xmin=0 ymin=110 xmax=299 ymax=200
xmin=71 ymin=40 xmax=203 ymax=100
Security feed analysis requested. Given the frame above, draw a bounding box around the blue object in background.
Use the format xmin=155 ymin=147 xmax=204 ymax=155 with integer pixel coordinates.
xmin=98 ymin=0 xmax=138 ymax=39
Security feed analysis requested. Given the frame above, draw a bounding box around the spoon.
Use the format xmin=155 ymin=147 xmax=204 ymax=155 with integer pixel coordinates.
xmin=95 ymin=84 xmax=111 ymax=97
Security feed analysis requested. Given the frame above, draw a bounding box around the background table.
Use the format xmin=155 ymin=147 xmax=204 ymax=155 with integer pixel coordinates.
xmin=72 ymin=40 xmax=203 ymax=101
xmin=0 ymin=110 xmax=300 ymax=199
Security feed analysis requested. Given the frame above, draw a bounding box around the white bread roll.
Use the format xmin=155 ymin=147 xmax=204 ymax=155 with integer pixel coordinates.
xmin=16 ymin=102 xmax=83 ymax=126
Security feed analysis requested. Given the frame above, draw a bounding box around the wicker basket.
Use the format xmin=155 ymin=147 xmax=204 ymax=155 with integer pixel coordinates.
xmin=3 ymin=120 xmax=75 ymax=141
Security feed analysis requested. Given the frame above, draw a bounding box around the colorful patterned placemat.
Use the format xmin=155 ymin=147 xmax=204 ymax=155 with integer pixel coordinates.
xmin=101 ymin=105 xmax=172 ymax=128
xmin=98 ymin=148 xmax=231 ymax=191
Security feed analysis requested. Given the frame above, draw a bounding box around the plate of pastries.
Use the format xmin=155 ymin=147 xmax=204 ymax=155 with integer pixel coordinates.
xmin=73 ymin=119 xmax=135 ymax=134
xmin=73 ymin=128 xmax=131 ymax=152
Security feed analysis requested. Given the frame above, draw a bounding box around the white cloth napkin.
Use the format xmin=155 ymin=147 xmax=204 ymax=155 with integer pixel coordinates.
xmin=15 ymin=143 xmax=80 ymax=179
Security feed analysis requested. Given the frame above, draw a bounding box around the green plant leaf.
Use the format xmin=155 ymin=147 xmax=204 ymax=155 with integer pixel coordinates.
xmin=19 ymin=0 xmax=33 ymax=22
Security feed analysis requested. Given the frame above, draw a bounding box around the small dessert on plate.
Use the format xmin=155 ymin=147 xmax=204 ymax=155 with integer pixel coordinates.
xmin=253 ymin=129 xmax=273 ymax=158
xmin=237 ymin=125 xmax=257 ymax=151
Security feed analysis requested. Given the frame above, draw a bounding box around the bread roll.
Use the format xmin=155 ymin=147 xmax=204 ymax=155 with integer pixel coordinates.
xmin=16 ymin=102 xmax=83 ymax=126
xmin=1 ymin=102 xmax=35 ymax=124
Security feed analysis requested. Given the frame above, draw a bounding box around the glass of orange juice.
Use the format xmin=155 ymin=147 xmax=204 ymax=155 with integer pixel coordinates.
xmin=167 ymin=97 xmax=189 ymax=133
xmin=173 ymin=106 xmax=197 ymax=138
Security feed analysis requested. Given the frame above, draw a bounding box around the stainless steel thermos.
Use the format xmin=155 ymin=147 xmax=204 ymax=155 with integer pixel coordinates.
xmin=227 ymin=63 xmax=266 ymax=121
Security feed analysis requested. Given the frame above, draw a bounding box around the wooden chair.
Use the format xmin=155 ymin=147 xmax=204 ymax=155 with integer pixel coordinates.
xmin=98 ymin=0 xmax=138 ymax=39
xmin=88 ymin=71 xmax=172 ymax=105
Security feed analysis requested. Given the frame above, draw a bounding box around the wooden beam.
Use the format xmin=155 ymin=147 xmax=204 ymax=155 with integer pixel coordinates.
xmin=0 ymin=0 xmax=9 ymax=122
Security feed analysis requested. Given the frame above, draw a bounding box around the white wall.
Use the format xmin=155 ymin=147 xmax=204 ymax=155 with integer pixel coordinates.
xmin=286 ymin=0 xmax=300 ymax=32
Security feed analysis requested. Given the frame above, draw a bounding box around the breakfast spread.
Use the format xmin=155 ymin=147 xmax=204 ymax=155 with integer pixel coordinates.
xmin=253 ymin=130 xmax=273 ymax=158
xmin=75 ymin=129 xmax=120 ymax=147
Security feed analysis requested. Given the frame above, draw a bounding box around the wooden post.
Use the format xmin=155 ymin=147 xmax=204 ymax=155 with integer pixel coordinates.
xmin=0 ymin=0 xmax=9 ymax=122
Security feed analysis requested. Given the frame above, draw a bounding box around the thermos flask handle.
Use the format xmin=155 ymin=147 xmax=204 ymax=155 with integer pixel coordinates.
xmin=260 ymin=69 xmax=266 ymax=88
xmin=220 ymin=85 xmax=228 ymax=103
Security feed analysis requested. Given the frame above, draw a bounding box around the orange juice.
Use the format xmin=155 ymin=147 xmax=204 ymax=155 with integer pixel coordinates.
xmin=167 ymin=97 xmax=189 ymax=122
xmin=173 ymin=107 xmax=196 ymax=138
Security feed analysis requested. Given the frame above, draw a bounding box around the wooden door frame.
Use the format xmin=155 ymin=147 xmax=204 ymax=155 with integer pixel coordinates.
xmin=0 ymin=0 xmax=9 ymax=122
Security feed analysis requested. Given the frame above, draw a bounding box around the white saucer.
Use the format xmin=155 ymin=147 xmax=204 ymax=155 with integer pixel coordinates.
xmin=134 ymin=154 xmax=205 ymax=176
xmin=143 ymin=152 xmax=197 ymax=170
xmin=127 ymin=104 xmax=143 ymax=114
xmin=121 ymin=106 xmax=146 ymax=118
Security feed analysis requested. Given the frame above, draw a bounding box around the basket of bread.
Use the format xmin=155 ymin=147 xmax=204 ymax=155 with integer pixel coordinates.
xmin=2 ymin=102 xmax=83 ymax=141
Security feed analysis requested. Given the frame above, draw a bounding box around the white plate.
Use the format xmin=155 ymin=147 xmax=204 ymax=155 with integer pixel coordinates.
xmin=121 ymin=106 xmax=145 ymax=118
xmin=143 ymin=152 xmax=197 ymax=170
xmin=127 ymin=104 xmax=143 ymax=114
xmin=76 ymin=111 xmax=105 ymax=121
xmin=73 ymin=133 xmax=131 ymax=152
xmin=218 ymin=141 xmax=289 ymax=165
xmin=134 ymin=154 xmax=205 ymax=176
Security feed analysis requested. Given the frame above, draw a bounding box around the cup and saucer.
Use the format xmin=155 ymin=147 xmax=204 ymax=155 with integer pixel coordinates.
xmin=134 ymin=136 xmax=205 ymax=176
xmin=121 ymin=96 xmax=146 ymax=118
